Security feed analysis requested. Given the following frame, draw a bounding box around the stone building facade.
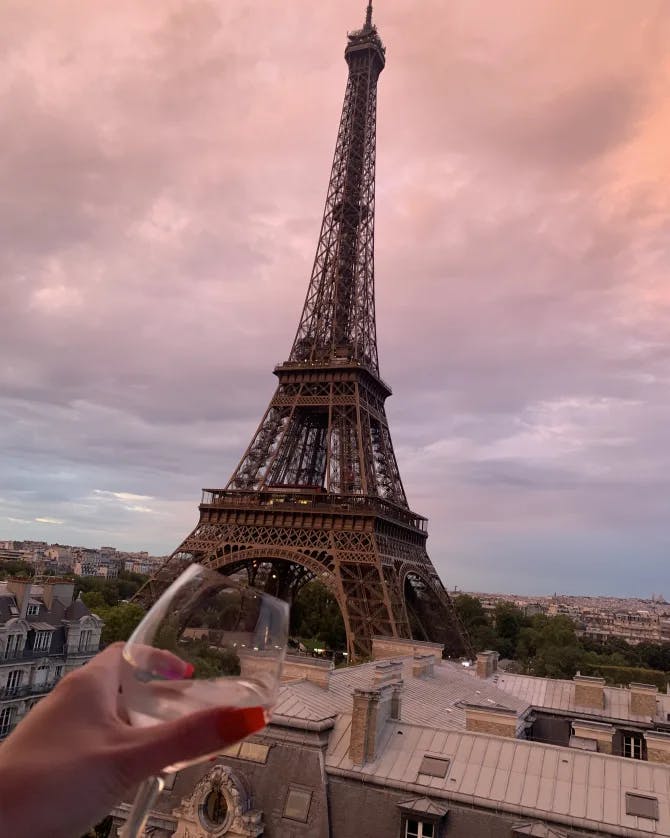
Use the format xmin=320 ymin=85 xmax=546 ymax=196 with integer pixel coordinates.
xmin=0 ymin=577 xmax=102 ymax=739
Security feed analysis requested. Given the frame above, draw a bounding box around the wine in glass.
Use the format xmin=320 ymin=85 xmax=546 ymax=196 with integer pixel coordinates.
xmin=118 ymin=563 xmax=289 ymax=836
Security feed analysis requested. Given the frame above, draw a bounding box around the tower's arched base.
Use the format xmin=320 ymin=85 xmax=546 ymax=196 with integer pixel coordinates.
xmin=135 ymin=492 xmax=473 ymax=661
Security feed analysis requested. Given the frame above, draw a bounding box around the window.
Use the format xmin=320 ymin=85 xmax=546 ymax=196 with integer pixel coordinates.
xmin=5 ymin=670 xmax=23 ymax=695
xmin=282 ymin=786 xmax=312 ymax=823
xmin=54 ymin=665 xmax=63 ymax=681
xmin=418 ymin=755 xmax=450 ymax=778
xmin=199 ymin=788 xmax=230 ymax=832
xmin=0 ymin=707 xmax=15 ymax=737
xmin=26 ymin=604 xmax=39 ymax=617
xmin=623 ymin=734 xmax=643 ymax=760
xmin=625 ymin=793 xmax=659 ymax=820
xmin=5 ymin=634 xmax=21 ymax=659
xmin=33 ymin=631 xmax=52 ymax=652
xmin=405 ymin=820 xmax=435 ymax=838
xmin=79 ymin=630 xmax=92 ymax=651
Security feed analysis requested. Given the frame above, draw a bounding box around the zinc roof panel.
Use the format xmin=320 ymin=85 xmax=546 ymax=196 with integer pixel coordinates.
xmin=497 ymin=739 xmax=516 ymax=771
xmin=552 ymin=778 xmax=572 ymax=815
xmin=570 ymin=766 xmax=588 ymax=819
xmin=525 ymin=745 xmax=544 ymax=778
xmin=459 ymin=759 xmax=485 ymax=797
xmin=473 ymin=763 xmax=496 ymax=799
xmin=587 ymin=755 xmax=605 ymax=789
xmin=511 ymin=745 xmax=529 ymax=775
xmin=386 ymin=729 xmax=419 ymax=782
xmin=482 ymin=737 xmax=503 ymax=768
xmin=535 ymin=750 xmax=558 ymax=811
xmin=585 ymin=779 xmax=605 ymax=823
xmin=489 ymin=765 xmax=511 ymax=801
xmin=468 ymin=736 xmax=489 ymax=770
xmin=506 ymin=769 xmax=525 ymax=806
xmin=572 ymin=753 xmax=589 ymax=787
xmin=635 ymin=763 xmax=654 ymax=793
xmin=519 ymin=771 xmax=541 ymax=810
xmin=556 ymin=754 xmax=573 ymax=782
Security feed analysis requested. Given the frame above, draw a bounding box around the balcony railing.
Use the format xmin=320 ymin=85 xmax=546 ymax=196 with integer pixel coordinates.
xmin=1 ymin=645 xmax=100 ymax=663
xmin=200 ymin=489 xmax=428 ymax=532
xmin=0 ymin=681 xmax=57 ymax=701
xmin=65 ymin=645 xmax=100 ymax=658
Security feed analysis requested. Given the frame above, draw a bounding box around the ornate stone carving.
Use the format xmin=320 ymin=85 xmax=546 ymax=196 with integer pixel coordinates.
xmin=172 ymin=764 xmax=263 ymax=837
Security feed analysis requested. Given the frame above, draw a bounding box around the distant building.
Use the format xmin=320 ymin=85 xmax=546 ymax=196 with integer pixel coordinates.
xmin=0 ymin=578 xmax=103 ymax=740
xmin=577 ymin=610 xmax=663 ymax=645
xmin=112 ymin=639 xmax=670 ymax=837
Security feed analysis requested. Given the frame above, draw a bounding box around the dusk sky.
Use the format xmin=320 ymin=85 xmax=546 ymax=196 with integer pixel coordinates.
xmin=2 ymin=1 xmax=669 ymax=597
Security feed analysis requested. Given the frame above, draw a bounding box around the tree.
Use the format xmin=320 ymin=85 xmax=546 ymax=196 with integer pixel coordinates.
xmin=81 ymin=594 xmax=145 ymax=645
xmin=0 ymin=560 xmax=34 ymax=579
xmin=492 ymin=602 xmax=527 ymax=658
xmin=291 ymin=581 xmax=346 ymax=650
xmin=453 ymin=594 xmax=497 ymax=652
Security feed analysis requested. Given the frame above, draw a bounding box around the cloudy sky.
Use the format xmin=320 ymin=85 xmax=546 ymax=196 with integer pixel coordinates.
xmin=2 ymin=0 xmax=669 ymax=597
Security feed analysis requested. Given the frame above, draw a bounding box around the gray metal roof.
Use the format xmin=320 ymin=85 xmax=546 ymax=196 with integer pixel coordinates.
xmin=273 ymin=657 xmax=530 ymax=730
xmin=326 ymin=717 xmax=670 ymax=835
xmin=492 ymin=671 xmax=670 ymax=725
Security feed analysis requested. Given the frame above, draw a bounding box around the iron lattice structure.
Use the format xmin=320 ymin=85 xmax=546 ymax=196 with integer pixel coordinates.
xmin=138 ymin=3 xmax=472 ymax=661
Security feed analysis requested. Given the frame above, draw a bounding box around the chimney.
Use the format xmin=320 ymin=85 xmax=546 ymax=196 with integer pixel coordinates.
xmin=41 ymin=579 xmax=75 ymax=610
xmin=573 ymin=674 xmax=605 ymax=710
xmin=371 ymin=635 xmax=443 ymax=662
xmin=6 ymin=579 xmax=33 ymax=619
xmin=391 ymin=684 xmax=402 ymax=721
xmin=571 ymin=720 xmax=614 ymax=755
xmin=476 ymin=651 xmax=499 ymax=679
xmin=373 ymin=660 xmax=403 ymax=687
xmin=464 ymin=704 xmax=518 ymax=738
xmin=280 ymin=654 xmax=333 ymax=690
xmin=629 ymin=683 xmax=658 ymax=718
xmin=412 ymin=653 xmax=435 ymax=679
xmin=349 ymin=684 xmax=395 ymax=764
xmin=644 ymin=731 xmax=670 ymax=765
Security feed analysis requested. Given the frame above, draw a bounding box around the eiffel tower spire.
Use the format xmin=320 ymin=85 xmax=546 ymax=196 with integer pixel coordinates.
xmin=289 ymin=1 xmax=384 ymax=374
xmin=136 ymin=5 xmax=472 ymax=662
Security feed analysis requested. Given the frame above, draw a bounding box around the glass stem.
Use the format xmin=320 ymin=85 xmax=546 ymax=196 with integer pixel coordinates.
xmin=120 ymin=774 xmax=165 ymax=838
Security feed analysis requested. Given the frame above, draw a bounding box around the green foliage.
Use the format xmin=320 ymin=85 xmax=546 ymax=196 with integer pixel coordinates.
xmin=291 ymin=581 xmax=346 ymax=650
xmin=81 ymin=594 xmax=145 ymax=645
xmin=581 ymin=663 xmax=669 ymax=691
xmin=74 ymin=570 xmax=148 ymax=607
xmin=177 ymin=637 xmax=241 ymax=679
xmin=451 ymin=594 xmax=670 ymax=684
xmin=0 ymin=560 xmax=35 ymax=579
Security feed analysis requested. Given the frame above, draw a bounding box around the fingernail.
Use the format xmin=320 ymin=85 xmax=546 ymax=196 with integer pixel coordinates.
xmin=217 ymin=706 xmax=266 ymax=742
xmin=183 ymin=663 xmax=195 ymax=678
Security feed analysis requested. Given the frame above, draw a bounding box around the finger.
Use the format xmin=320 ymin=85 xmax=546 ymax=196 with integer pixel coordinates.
xmin=125 ymin=705 xmax=266 ymax=780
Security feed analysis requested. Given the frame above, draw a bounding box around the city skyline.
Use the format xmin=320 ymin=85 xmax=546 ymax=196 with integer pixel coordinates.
xmin=2 ymin=1 xmax=670 ymax=598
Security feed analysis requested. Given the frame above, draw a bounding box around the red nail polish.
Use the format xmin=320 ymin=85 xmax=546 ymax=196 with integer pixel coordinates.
xmin=183 ymin=663 xmax=195 ymax=678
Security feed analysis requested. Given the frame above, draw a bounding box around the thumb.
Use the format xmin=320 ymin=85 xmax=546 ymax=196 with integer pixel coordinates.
xmin=125 ymin=706 xmax=267 ymax=780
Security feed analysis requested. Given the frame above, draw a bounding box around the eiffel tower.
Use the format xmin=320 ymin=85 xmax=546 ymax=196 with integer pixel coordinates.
xmin=138 ymin=2 xmax=472 ymax=661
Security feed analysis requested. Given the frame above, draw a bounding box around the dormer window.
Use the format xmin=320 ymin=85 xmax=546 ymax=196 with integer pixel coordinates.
xmin=26 ymin=604 xmax=39 ymax=617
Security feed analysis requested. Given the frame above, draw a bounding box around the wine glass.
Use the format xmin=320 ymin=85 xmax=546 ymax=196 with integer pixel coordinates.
xmin=118 ymin=563 xmax=289 ymax=838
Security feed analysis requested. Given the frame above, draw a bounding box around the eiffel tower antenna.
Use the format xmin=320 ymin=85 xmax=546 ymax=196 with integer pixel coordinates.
xmin=135 ymin=6 xmax=472 ymax=662
xmin=365 ymin=1 xmax=373 ymax=29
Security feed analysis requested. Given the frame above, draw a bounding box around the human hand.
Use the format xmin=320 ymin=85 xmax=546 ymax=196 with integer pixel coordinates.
xmin=0 ymin=643 xmax=265 ymax=838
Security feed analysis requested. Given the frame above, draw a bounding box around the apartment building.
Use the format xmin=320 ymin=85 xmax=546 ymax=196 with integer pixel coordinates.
xmin=0 ymin=578 xmax=103 ymax=740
